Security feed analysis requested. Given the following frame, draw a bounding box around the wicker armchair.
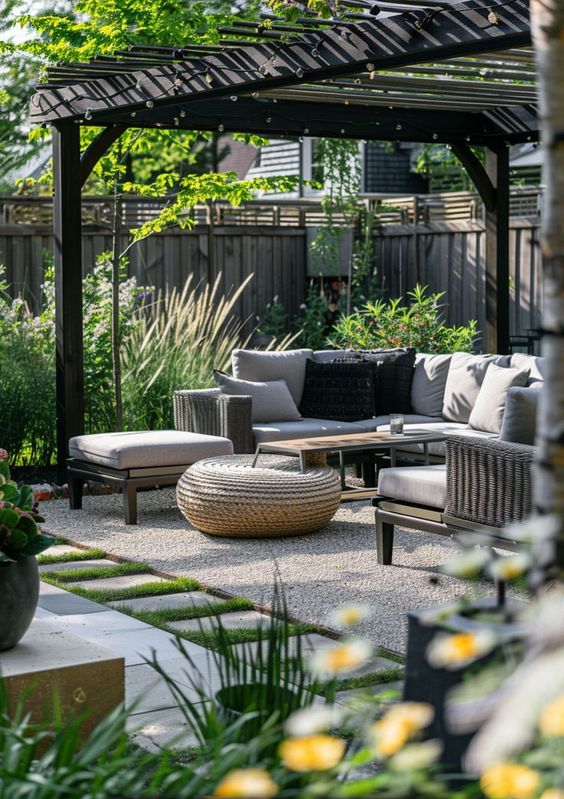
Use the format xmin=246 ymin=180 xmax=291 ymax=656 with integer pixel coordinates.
xmin=173 ymin=389 xmax=254 ymax=454
xmin=374 ymin=433 xmax=535 ymax=565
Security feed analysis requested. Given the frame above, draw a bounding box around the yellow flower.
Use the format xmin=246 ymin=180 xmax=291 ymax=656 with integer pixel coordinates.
xmin=279 ymin=734 xmax=345 ymax=772
xmin=480 ymin=762 xmax=540 ymax=799
xmin=540 ymin=790 xmax=564 ymax=799
xmin=309 ymin=639 xmax=372 ymax=677
xmin=489 ymin=553 xmax=532 ymax=582
xmin=539 ymin=694 xmax=564 ymax=737
xmin=213 ymin=768 xmax=278 ymax=798
xmin=370 ymin=702 xmax=434 ymax=758
xmin=427 ymin=630 xmax=497 ymax=670
xmin=329 ymin=604 xmax=370 ymax=627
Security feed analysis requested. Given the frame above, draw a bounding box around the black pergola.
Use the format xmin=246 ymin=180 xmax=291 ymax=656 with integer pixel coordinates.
xmin=29 ymin=0 xmax=538 ymax=471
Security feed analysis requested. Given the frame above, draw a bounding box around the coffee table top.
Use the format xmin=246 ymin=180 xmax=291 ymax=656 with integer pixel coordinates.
xmin=256 ymin=429 xmax=448 ymax=456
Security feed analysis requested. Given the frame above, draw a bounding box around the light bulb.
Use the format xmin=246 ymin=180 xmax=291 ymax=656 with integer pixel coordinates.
xmin=230 ymin=95 xmax=238 ymax=102
xmin=296 ymin=67 xmax=304 ymax=78
xmin=146 ymin=100 xmax=154 ymax=108
xmin=84 ymin=108 xmax=93 ymax=120
xmin=218 ymin=123 xmax=224 ymax=132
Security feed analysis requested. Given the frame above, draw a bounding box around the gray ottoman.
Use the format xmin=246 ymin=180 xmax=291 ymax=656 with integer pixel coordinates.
xmin=67 ymin=431 xmax=233 ymax=524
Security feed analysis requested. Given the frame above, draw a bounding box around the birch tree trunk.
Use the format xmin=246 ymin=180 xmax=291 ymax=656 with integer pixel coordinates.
xmin=530 ymin=0 xmax=564 ymax=575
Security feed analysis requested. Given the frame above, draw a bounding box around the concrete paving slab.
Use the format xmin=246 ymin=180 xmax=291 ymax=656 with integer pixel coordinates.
xmin=33 ymin=606 xmax=60 ymax=621
xmin=42 ymin=544 xmax=86 ymax=556
xmin=167 ymin=611 xmax=267 ymax=634
xmin=44 ymin=609 xmax=153 ymax=637
xmin=39 ymin=559 xmax=117 ymax=574
xmin=126 ymin=707 xmax=198 ymax=753
xmin=66 ymin=574 xmax=168 ymax=590
xmin=230 ymin=632 xmax=333 ymax=660
xmin=38 ymin=581 xmax=107 ymax=615
xmin=126 ymin=662 xmax=198 ymax=713
xmin=109 ymin=591 xmax=222 ymax=613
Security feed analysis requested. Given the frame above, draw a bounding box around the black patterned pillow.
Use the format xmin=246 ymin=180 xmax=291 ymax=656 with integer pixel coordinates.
xmin=338 ymin=348 xmax=416 ymax=415
xmin=299 ymin=359 xmax=375 ymax=422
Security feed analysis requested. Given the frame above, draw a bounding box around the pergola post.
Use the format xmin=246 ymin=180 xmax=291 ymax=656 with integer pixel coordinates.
xmin=484 ymin=145 xmax=511 ymax=354
xmin=52 ymin=121 xmax=84 ymax=482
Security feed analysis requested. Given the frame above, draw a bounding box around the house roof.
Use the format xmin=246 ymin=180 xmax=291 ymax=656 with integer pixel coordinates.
xmin=29 ymin=0 xmax=537 ymax=146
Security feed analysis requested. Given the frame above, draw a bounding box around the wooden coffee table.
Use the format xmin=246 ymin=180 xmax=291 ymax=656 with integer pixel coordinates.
xmin=252 ymin=430 xmax=448 ymax=501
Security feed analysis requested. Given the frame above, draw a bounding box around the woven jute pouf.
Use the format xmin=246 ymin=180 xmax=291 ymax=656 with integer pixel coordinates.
xmin=177 ymin=454 xmax=341 ymax=537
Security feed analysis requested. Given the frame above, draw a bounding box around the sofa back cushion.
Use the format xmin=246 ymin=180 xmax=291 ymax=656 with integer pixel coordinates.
xmin=231 ymin=348 xmax=313 ymax=406
xmin=214 ymin=371 xmax=302 ymax=423
xmin=469 ymin=363 xmax=530 ymax=433
xmin=500 ymin=384 xmax=542 ymax=444
xmin=313 ymin=349 xmax=353 ymax=363
xmin=411 ymin=354 xmax=453 ymax=417
xmin=299 ymin=359 xmax=375 ymax=422
xmin=442 ymin=353 xmax=500 ymax=423
xmin=510 ymin=352 xmax=545 ymax=383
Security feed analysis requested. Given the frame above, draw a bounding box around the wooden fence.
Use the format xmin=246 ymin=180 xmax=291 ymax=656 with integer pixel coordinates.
xmin=374 ymin=217 xmax=542 ymax=351
xmin=0 ymin=194 xmax=542 ymax=351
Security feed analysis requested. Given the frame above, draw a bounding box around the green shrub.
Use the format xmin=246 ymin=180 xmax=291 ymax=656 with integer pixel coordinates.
xmin=330 ymin=284 xmax=477 ymax=354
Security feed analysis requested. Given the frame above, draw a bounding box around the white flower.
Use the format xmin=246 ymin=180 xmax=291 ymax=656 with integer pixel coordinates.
xmin=504 ymin=515 xmax=561 ymax=544
xmin=329 ymin=604 xmax=370 ymax=628
xmin=284 ymin=705 xmax=341 ymax=737
xmin=427 ymin=630 xmax=497 ymax=670
xmin=389 ymin=740 xmax=443 ymax=771
xmin=441 ymin=549 xmax=491 ymax=579
xmin=299 ymin=303 xmax=307 ymax=310
xmin=308 ymin=639 xmax=373 ymax=678
xmin=488 ymin=552 xmax=532 ymax=582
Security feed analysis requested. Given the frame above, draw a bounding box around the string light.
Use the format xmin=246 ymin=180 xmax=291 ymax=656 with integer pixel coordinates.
xmin=84 ymin=108 xmax=93 ymax=120
xmin=218 ymin=123 xmax=224 ymax=132
xmin=296 ymin=67 xmax=304 ymax=78
xmin=146 ymin=100 xmax=154 ymax=108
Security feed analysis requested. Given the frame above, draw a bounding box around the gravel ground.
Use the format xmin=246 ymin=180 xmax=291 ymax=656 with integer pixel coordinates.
xmin=44 ymin=487 xmax=501 ymax=653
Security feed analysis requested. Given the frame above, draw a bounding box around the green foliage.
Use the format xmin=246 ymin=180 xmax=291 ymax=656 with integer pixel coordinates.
xmin=257 ymin=298 xmax=289 ymax=340
xmin=0 ymin=269 xmax=56 ymax=467
xmin=0 ymin=456 xmax=53 ymax=562
xmin=295 ymin=283 xmax=334 ymax=350
xmin=330 ymin=284 xmax=478 ymax=354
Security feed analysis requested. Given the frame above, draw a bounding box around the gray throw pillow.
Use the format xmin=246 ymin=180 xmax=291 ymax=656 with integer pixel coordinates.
xmin=214 ymin=371 xmax=302 ymax=423
xmin=469 ymin=364 xmax=529 ymax=434
xmin=442 ymin=353 xmax=499 ymax=423
xmin=411 ymin=353 xmax=453 ymax=417
xmin=500 ymin=384 xmax=542 ymax=444
xmin=231 ymin=348 xmax=313 ymax=405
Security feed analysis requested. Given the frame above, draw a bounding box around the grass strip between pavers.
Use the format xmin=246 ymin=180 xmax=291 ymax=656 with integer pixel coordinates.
xmin=332 ymin=667 xmax=405 ymax=693
xmin=37 ymin=548 xmax=107 ymax=565
xmin=40 ymin=562 xmax=150 ymax=583
xmin=119 ymin=597 xmax=255 ymax=624
xmin=54 ymin=577 xmax=203 ymax=604
xmin=170 ymin=621 xmax=319 ymax=651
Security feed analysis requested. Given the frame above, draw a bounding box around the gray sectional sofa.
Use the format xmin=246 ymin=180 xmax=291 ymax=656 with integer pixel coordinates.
xmin=174 ymin=348 xmax=543 ymax=456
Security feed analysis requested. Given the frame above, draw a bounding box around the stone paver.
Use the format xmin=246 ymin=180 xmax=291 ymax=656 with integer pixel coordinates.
xmin=126 ymin=660 xmax=200 ymax=713
xmin=335 ymin=680 xmax=404 ymax=707
xmin=66 ymin=574 xmax=168 ymax=590
xmin=39 ymin=558 xmax=117 ymax=573
xmin=42 ymin=544 xmax=86 ymax=556
xmin=44 ymin=609 xmax=152 ymax=638
xmin=126 ymin=707 xmax=198 ymax=753
xmin=38 ymin=581 xmax=107 ymax=615
xmin=167 ymin=610 xmax=267 ymax=634
xmin=109 ymin=591 xmax=222 ymax=613
xmin=230 ymin=632 xmax=333 ymax=660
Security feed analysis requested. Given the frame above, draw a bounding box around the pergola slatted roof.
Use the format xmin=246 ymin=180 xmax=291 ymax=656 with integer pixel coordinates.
xmin=33 ymin=0 xmax=539 ymax=474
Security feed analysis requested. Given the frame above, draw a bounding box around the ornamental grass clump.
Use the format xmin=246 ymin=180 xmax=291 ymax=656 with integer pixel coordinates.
xmin=0 ymin=449 xmax=52 ymax=562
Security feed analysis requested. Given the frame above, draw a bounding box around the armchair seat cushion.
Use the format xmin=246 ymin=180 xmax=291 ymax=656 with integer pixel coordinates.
xmin=377 ymin=464 xmax=447 ymax=509
xmin=252 ymin=418 xmax=366 ymax=444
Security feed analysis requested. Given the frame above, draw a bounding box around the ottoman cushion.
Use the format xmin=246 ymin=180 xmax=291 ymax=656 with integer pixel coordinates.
xmin=69 ymin=431 xmax=233 ymax=470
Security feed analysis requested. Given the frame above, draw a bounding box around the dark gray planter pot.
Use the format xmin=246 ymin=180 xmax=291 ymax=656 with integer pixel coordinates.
xmin=403 ymin=598 xmax=528 ymax=771
xmin=0 ymin=557 xmax=40 ymax=651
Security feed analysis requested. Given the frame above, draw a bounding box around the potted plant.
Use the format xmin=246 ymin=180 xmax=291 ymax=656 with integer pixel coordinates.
xmin=0 ymin=448 xmax=53 ymax=650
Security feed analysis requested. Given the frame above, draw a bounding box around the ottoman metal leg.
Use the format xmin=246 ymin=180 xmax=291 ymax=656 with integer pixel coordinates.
xmin=69 ymin=475 xmax=84 ymax=510
xmin=122 ymin=483 xmax=137 ymax=525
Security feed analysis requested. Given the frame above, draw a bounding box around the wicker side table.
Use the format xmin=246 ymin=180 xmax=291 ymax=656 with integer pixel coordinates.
xmin=177 ymin=454 xmax=341 ymax=537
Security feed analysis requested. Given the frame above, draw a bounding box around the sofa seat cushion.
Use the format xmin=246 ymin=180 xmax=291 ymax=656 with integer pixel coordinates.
xmin=68 ymin=431 xmax=234 ymax=470
xmin=252 ymin=418 xmax=366 ymax=445
xmin=377 ymin=464 xmax=447 ymax=509
xmin=375 ymin=421 xmax=497 ymax=457
xmin=214 ymin=371 xmax=301 ymax=423
xmin=469 ymin=363 xmax=529 ymax=434
xmin=232 ymin=348 xmax=313 ymax=405
xmin=355 ymin=414 xmax=443 ymax=433
xmin=411 ymin=354 xmax=453 ymax=417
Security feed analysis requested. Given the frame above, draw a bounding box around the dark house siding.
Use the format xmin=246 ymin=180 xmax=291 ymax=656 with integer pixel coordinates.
xmin=364 ymin=142 xmax=429 ymax=194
